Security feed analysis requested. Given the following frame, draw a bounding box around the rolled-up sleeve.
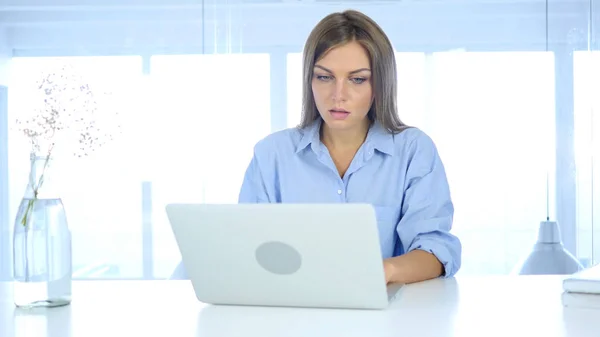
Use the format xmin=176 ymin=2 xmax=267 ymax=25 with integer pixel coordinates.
xmin=396 ymin=133 xmax=462 ymax=278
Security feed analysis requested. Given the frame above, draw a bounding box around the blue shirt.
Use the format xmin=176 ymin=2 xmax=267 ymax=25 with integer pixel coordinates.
xmin=238 ymin=118 xmax=462 ymax=278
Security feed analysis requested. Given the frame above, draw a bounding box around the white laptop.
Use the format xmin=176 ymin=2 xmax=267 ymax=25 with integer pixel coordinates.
xmin=165 ymin=203 xmax=403 ymax=310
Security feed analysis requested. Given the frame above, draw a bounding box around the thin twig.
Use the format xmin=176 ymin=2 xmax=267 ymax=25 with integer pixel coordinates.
xmin=20 ymin=144 xmax=54 ymax=227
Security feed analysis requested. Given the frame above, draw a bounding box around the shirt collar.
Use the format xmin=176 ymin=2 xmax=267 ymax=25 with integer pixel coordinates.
xmin=296 ymin=119 xmax=323 ymax=154
xmin=365 ymin=121 xmax=395 ymax=156
xmin=295 ymin=118 xmax=395 ymax=156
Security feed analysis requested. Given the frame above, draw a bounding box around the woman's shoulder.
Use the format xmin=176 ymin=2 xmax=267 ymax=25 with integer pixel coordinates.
xmin=391 ymin=126 xmax=439 ymax=154
xmin=251 ymin=126 xmax=306 ymax=158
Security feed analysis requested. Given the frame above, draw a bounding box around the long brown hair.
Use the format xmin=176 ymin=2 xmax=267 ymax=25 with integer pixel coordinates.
xmin=299 ymin=9 xmax=408 ymax=133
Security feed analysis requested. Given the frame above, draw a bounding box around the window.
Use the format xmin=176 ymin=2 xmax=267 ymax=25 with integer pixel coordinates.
xmin=147 ymin=53 xmax=272 ymax=278
xmin=428 ymin=51 xmax=556 ymax=274
xmin=8 ymin=53 xmax=272 ymax=280
xmin=574 ymin=50 xmax=600 ymax=266
xmin=287 ymin=53 xmax=303 ymax=129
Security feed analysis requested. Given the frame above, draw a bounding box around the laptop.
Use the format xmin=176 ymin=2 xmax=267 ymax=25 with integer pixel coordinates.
xmin=165 ymin=203 xmax=403 ymax=310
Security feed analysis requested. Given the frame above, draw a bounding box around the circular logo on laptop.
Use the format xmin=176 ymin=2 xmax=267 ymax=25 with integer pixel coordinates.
xmin=255 ymin=241 xmax=302 ymax=275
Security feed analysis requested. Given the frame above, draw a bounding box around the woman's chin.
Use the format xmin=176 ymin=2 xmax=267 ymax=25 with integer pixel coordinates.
xmin=322 ymin=116 xmax=367 ymax=131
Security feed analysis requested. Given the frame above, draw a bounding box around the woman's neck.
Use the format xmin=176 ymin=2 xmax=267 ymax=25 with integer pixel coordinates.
xmin=320 ymin=120 xmax=370 ymax=153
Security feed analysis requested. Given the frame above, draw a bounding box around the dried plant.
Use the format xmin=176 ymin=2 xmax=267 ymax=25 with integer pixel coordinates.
xmin=14 ymin=63 xmax=121 ymax=226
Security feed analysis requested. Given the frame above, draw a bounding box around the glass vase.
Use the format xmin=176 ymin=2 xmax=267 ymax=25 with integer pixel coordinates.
xmin=12 ymin=153 xmax=72 ymax=308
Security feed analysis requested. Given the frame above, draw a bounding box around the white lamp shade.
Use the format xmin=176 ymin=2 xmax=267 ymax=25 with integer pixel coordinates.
xmin=514 ymin=221 xmax=584 ymax=275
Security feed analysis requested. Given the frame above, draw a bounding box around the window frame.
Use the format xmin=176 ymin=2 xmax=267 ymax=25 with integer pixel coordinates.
xmin=0 ymin=85 xmax=9 ymax=281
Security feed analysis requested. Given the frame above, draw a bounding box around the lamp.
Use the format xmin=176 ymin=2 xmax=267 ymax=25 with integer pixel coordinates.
xmin=513 ymin=220 xmax=584 ymax=275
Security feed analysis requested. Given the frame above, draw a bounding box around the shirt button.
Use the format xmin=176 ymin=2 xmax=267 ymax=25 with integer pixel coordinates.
xmin=337 ymin=189 xmax=342 ymax=195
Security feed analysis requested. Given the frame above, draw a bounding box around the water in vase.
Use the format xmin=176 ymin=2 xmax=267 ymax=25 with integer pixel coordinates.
xmin=13 ymin=198 xmax=72 ymax=308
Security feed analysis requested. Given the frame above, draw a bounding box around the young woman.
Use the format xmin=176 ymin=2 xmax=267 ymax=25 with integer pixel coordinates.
xmin=172 ymin=9 xmax=462 ymax=284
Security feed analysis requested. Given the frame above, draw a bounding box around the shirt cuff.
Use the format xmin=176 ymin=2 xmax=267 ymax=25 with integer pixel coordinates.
xmin=409 ymin=236 xmax=460 ymax=278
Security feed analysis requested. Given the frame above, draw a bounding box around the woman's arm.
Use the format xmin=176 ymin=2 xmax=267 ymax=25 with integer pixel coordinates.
xmin=238 ymin=150 xmax=271 ymax=203
xmin=384 ymin=250 xmax=443 ymax=284
xmin=386 ymin=132 xmax=462 ymax=284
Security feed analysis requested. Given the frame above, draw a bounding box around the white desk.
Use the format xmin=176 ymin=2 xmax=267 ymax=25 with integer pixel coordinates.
xmin=1 ymin=276 xmax=598 ymax=337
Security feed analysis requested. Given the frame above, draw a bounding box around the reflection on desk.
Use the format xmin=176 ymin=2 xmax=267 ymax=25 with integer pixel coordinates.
xmin=1 ymin=276 xmax=599 ymax=337
xmin=196 ymin=278 xmax=459 ymax=337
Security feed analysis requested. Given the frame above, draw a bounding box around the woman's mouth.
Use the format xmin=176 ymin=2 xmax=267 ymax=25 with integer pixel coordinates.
xmin=329 ymin=108 xmax=350 ymax=120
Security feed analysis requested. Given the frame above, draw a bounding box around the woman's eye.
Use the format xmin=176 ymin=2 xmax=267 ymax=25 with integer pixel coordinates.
xmin=351 ymin=77 xmax=367 ymax=84
xmin=317 ymin=75 xmax=332 ymax=81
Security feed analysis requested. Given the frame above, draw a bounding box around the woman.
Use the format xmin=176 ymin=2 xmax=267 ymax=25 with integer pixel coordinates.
xmin=172 ymin=9 xmax=462 ymax=284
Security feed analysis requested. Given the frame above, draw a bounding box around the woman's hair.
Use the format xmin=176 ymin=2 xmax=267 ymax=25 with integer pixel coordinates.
xmin=299 ymin=9 xmax=408 ymax=133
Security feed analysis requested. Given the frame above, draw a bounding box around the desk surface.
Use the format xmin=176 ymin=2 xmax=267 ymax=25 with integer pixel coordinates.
xmin=1 ymin=276 xmax=599 ymax=337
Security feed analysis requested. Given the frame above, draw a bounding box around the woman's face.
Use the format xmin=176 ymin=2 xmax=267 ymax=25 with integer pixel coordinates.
xmin=311 ymin=40 xmax=374 ymax=132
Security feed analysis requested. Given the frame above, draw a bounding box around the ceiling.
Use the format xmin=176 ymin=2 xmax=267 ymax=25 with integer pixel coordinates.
xmin=0 ymin=0 xmax=595 ymax=55
xmin=0 ymin=0 xmax=561 ymax=9
xmin=0 ymin=0 xmax=588 ymax=27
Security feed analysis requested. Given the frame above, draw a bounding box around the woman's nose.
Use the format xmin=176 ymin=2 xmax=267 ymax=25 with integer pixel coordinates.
xmin=332 ymin=80 xmax=348 ymax=102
